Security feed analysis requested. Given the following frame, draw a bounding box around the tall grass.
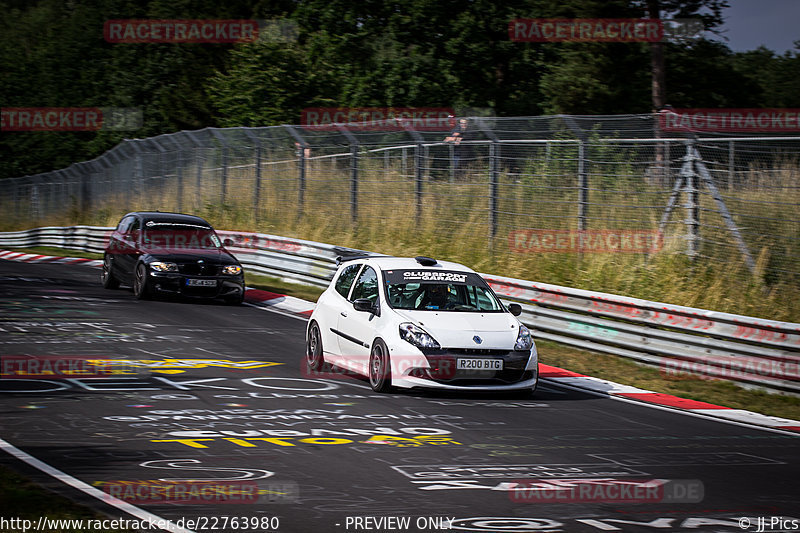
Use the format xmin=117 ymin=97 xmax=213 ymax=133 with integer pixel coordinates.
xmin=2 ymin=151 xmax=798 ymax=322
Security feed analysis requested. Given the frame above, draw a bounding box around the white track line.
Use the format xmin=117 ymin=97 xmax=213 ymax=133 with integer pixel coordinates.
xmin=0 ymin=437 xmax=196 ymax=532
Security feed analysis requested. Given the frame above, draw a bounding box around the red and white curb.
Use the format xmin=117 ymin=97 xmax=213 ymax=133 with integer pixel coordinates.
xmin=3 ymin=248 xmax=799 ymax=434
xmin=244 ymin=288 xmax=315 ymax=317
xmin=0 ymin=250 xmax=102 ymax=267
xmin=539 ymin=364 xmax=800 ymax=434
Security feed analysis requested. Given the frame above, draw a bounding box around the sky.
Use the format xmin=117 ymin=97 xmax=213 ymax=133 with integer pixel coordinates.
xmin=713 ymin=0 xmax=800 ymax=54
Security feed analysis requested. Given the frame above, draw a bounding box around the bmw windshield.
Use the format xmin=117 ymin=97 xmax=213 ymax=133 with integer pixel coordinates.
xmin=383 ymin=269 xmax=504 ymax=312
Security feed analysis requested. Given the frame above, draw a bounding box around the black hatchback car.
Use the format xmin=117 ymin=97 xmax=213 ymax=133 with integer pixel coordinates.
xmin=102 ymin=212 xmax=245 ymax=304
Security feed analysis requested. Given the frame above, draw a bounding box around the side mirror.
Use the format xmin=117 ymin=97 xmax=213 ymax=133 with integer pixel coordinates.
xmin=508 ymin=303 xmax=522 ymax=316
xmin=353 ymin=298 xmax=376 ymax=313
xmin=223 ymin=238 xmax=234 ymax=247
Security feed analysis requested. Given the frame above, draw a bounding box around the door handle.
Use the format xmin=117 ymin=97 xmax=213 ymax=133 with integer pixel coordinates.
xmin=340 ymin=312 xmax=348 ymax=317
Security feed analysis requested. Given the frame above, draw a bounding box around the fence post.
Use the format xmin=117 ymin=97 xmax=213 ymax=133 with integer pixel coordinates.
xmin=283 ymin=125 xmax=309 ymax=217
xmin=683 ymin=139 xmax=700 ymax=261
xmin=399 ymin=121 xmax=424 ymax=223
xmin=728 ymin=140 xmax=734 ymax=191
xmin=559 ymin=115 xmax=589 ymax=233
xmin=335 ymin=124 xmax=359 ymax=223
xmin=80 ymin=164 xmax=92 ymax=215
xmin=31 ymin=176 xmax=41 ymax=222
xmin=489 ymin=142 xmax=499 ymax=239
xmin=693 ymin=144 xmax=756 ymax=274
xmin=176 ymin=150 xmax=184 ymax=213
xmin=254 ymin=142 xmax=262 ymax=220
xmin=209 ymin=129 xmax=228 ymax=205
xmin=449 ymin=143 xmax=456 ymax=183
xmin=477 ymin=119 xmax=502 ymax=242
xmin=578 ymin=140 xmax=588 ymax=232
xmin=195 ymin=148 xmax=204 ymax=210
xmin=221 ymin=144 xmax=228 ymax=205
xmin=415 ymin=144 xmax=423 ymax=222
xmin=351 ymin=144 xmax=358 ymax=222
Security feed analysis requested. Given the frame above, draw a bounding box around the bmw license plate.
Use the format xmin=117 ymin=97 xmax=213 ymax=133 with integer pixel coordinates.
xmin=186 ymin=279 xmax=217 ymax=287
xmin=457 ymin=358 xmax=503 ymax=371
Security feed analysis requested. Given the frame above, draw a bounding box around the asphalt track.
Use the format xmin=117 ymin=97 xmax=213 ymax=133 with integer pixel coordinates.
xmin=1 ymin=259 xmax=799 ymax=533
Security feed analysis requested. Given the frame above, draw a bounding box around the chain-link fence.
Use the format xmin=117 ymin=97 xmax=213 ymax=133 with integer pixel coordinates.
xmin=2 ymin=114 xmax=798 ymax=285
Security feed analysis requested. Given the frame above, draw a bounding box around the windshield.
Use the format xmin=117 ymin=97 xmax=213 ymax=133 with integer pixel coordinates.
xmin=383 ymin=269 xmax=504 ymax=312
xmin=142 ymin=222 xmax=221 ymax=250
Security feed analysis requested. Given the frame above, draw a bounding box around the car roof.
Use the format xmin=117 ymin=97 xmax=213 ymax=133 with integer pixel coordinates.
xmin=345 ymin=256 xmax=477 ymax=274
xmin=125 ymin=212 xmax=213 ymax=227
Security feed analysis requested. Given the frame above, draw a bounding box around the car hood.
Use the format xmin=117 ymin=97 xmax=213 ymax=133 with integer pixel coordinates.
xmin=143 ymin=247 xmax=237 ymax=264
xmin=393 ymin=309 xmax=519 ymax=349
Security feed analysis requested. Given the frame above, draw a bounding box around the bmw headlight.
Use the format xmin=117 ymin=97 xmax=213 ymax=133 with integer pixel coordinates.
xmin=399 ymin=323 xmax=440 ymax=350
xmin=222 ymin=265 xmax=242 ymax=275
xmin=514 ymin=324 xmax=533 ymax=351
xmin=149 ymin=261 xmax=178 ymax=272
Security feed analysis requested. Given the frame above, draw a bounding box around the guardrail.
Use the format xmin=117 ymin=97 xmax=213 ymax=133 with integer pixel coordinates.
xmin=2 ymin=225 xmax=798 ymax=394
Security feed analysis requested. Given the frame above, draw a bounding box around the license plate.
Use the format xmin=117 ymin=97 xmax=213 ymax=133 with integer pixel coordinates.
xmin=186 ymin=279 xmax=217 ymax=287
xmin=456 ymin=358 xmax=503 ymax=371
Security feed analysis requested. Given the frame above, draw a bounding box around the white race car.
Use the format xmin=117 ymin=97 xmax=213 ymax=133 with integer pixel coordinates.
xmin=305 ymin=256 xmax=538 ymax=393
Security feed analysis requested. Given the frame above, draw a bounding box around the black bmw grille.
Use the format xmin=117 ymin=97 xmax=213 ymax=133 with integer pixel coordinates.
xmin=179 ymin=263 xmax=219 ymax=276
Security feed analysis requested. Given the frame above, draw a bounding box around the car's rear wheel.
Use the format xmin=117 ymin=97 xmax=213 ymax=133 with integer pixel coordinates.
xmin=133 ymin=263 xmax=152 ymax=300
xmin=101 ymin=255 xmax=120 ymax=289
xmin=369 ymin=339 xmax=392 ymax=393
xmin=306 ymin=321 xmax=326 ymax=371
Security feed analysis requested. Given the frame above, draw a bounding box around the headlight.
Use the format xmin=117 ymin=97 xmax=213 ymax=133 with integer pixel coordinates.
xmin=149 ymin=261 xmax=178 ymax=272
xmin=399 ymin=323 xmax=440 ymax=350
xmin=514 ymin=324 xmax=533 ymax=351
xmin=222 ymin=265 xmax=242 ymax=275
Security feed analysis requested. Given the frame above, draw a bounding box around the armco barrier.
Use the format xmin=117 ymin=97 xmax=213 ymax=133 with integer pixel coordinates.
xmin=2 ymin=225 xmax=799 ymax=394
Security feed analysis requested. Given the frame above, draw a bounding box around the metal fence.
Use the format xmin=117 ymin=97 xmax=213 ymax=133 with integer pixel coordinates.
xmin=1 ymin=114 xmax=799 ymax=283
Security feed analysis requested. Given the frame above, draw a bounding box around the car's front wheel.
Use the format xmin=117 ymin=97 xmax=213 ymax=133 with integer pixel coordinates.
xmin=306 ymin=321 xmax=326 ymax=371
xmin=133 ymin=263 xmax=152 ymax=300
xmin=368 ymin=339 xmax=392 ymax=393
xmin=101 ymin=255 xmax=120 ymax=289
xmin=225 ymin=290 xmax=245 ymax=306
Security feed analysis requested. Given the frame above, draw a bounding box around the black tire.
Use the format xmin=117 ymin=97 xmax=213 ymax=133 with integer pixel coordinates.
xmin=225 ymin=291 xmax=245 ymax=306
xmin=133 ymin=263 xmax=152 ymax=300
xmin=368 ymin=338 xmax=392 ymax=393
xmin=306 ymin=321 xmax=326 ymax=371
xmin=101 ymin=255 xmax=120 ymax=289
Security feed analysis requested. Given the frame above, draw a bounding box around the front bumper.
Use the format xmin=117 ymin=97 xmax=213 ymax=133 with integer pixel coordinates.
xmin=148 ymin=272 xmax=244 ymax=299
xmin=388 ymin=347 xmax=538 ymax=390
xmin=395 ymin=370 xmax=539 ymax=391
